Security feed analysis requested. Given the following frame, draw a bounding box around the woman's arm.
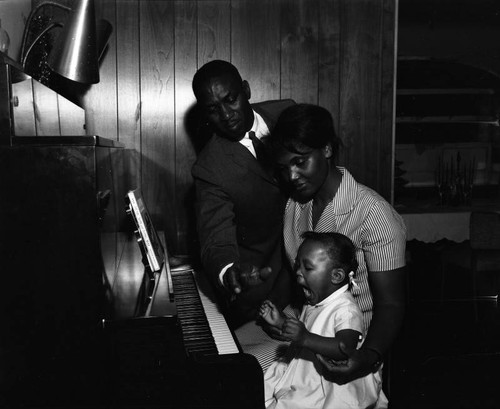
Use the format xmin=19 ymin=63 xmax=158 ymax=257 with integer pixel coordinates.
xmin=317 ymin=267 xmax=406 ymax=384
xmin=362 ymin=266 xmax=406 ymax=358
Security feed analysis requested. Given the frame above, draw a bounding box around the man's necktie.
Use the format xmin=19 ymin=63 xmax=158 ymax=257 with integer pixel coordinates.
xmin=249 ymin=131 xmax=267 ymax=165
xmin=249 ymin=131 xmax=274 ymax=179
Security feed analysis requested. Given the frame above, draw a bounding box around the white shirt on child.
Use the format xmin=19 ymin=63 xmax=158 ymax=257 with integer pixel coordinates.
xmin=264 ymin=284 xmax=387 ymax=409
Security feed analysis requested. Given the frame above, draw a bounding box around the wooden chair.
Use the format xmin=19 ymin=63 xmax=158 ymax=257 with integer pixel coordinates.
xmin=441 ymin=211 xmax=500 ymax=302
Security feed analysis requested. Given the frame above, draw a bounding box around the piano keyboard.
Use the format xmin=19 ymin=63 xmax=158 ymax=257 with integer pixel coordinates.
xmin=171 ymin=269 xmax=239 ymax=356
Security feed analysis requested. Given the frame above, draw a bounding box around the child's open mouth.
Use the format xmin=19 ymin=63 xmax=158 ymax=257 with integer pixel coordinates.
xmin=302 ymin=286 xmax=312 ymax=301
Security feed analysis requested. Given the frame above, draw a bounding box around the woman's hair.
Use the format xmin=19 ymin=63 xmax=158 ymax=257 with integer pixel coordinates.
xmin=270 ymin=103 xmax=342 ymax=155
xmin=301 ymin=231 xmax=358 ymax=280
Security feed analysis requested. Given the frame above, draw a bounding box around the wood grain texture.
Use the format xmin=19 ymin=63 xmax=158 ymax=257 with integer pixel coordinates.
xmin=116 ymin=0 xmax=141 ymax=190
xmin=11 ymin=79 xmax=36 ymax=136
xmin=139 ymin=0 xmax=177 ymax=250
xmin=379 ymin=0 xmax=397 ymax=202
xmin=33 ymin=81 xmax=60 ymax=136
xmin=318 ymin=0 xmax=341 ymax=159
xmin=110 ymin=232 xmax=146 ymax=319
xmin=83 ymin=0 xmax=118 ymax=140
xmin=116 ymin=0 xmax=141 ymax=149
xmin=58 ymin=96 xmax=86 ymax=135
xmin=231 ymin=0 xmax=281 ymax=102
xmin=280 ymin=0 xmax=319 ymax=103
xmin=174 ymin=1 xmax=198 ymax=254
xmin=339 ymin=0 xmax=388 ymax=196
xmin=197 ymin=0 xmax=231 ymax=66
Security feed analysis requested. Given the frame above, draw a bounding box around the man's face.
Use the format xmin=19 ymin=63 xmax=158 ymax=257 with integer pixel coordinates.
xmin=197 ymin=74 xmax=254 ymax=141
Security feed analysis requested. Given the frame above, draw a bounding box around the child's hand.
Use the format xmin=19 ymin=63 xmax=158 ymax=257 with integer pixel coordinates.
xmin=281 ymin=317 xmax=308 ymax=345
xmin=259 ymin=300 xmax=284 ymax=327
xmin=258 ymin=300 xmax=272 ymax=320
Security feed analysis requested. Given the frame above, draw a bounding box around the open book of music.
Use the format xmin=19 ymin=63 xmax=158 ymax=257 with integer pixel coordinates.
xmin=125 ymin=189 xmax=165 ymax=272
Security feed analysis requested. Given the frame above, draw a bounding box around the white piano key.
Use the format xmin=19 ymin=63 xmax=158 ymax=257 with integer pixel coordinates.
xmin=192 ymin=270 xmax=240 ymax=355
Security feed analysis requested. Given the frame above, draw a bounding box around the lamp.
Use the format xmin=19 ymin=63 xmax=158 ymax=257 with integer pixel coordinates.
xmin=20 ymin=0 xmax=111 ymax=84
xmin=48 ymin=0 xmax=97 ymax=83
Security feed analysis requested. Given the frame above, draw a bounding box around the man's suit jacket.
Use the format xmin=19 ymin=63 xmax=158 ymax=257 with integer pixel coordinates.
xmin=191 ymin=99 xmax=295 ymax=326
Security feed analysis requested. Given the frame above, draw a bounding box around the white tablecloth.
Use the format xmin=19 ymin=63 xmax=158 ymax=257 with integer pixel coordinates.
xmin=401 ymin=212 xmax=470 ymax=243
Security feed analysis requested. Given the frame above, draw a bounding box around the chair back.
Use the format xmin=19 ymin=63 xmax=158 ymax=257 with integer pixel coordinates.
xmin=469 ymin=211 xmax=500 ymax=250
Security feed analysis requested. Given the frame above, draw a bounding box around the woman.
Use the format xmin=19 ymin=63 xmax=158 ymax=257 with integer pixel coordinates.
xmin=268 ymin=103 xmax=407 ymax=396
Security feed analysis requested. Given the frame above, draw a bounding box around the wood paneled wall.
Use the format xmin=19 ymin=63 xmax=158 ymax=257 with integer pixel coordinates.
xmin=82 ymin=0 xmax=396 ymax=254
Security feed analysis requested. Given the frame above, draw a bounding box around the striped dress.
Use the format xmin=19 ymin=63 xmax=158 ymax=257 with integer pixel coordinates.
xmin=283 ymin=167 xmax=407 ymax=333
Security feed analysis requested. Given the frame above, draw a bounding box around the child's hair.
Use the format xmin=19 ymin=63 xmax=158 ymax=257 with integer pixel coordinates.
xmin=300 ymin=231 xmax=358 ymax=283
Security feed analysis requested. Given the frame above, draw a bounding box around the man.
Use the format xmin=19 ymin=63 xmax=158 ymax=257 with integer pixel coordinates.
xmin=191 ymin=60 xmax=295 ymax=329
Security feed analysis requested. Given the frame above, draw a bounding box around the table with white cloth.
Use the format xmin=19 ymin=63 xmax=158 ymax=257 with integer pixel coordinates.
xmin=400 ymin=211 xmax=470 ymax=243
xmin=396 ymin=195 xmax=500 ymax=243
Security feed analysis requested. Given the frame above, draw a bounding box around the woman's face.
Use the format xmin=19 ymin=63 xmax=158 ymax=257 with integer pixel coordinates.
xmin=274 ymin=145 xmax=332 ymax=203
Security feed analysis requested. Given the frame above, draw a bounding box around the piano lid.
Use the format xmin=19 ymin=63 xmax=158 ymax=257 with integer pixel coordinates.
xmin=10 ymin=135 xmax=124 ymax=148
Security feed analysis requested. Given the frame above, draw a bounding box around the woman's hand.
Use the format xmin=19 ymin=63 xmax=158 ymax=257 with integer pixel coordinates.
xmin=316 ymin=345 xmax=381 ymax=384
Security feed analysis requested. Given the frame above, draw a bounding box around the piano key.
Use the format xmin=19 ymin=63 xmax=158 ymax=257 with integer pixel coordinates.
xmin=192 ymin=270 xmax=240 ymax=355
xmin=171 ymin=269 xmax=240 ymax=355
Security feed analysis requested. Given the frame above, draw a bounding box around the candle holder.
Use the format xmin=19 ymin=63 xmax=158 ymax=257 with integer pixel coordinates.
xmin=435 ymin=152 xmax=475 ymax=206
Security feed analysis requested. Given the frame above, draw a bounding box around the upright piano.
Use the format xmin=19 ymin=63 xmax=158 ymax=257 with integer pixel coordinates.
xmin=0 ymin=57 xmax=263 ymax=408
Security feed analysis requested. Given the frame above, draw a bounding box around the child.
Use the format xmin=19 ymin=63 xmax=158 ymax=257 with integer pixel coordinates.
xmin=259 ymin=231 xmax=387 ymax=409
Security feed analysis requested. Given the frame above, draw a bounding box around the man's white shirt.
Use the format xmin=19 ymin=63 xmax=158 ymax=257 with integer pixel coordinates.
xmin=219 ymin=110 xmax=270 ymax=285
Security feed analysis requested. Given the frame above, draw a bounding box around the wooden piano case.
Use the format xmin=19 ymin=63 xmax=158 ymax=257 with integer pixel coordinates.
xmin=0 ymin=136 xmax=128 ymax=407
xmin=0 ymin=137 xmax=265 ymax=408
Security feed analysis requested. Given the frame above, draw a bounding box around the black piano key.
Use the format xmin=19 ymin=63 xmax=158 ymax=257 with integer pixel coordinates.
xmin=171 ymin=271 xmax=219 ymax=356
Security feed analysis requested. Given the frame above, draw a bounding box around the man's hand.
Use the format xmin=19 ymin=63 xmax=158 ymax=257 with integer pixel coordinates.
xmin=315 ymin=344 xmax=381 ymax=384
xmin=223 ymin=263 xmax=273 ymax=296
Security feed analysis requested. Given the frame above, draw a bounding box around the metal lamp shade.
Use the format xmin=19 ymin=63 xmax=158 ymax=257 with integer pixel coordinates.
xmin=48 ymin=0 xmax=99 ymax=84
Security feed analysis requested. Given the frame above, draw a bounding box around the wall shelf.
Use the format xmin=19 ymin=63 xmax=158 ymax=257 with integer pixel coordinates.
xmin=394 ymin=59 xmax=500 ymax=206
xmin=397 ymin=88 xmax=496 ymax=96
xmin=396 ymin=116 xmax=499 ymax=126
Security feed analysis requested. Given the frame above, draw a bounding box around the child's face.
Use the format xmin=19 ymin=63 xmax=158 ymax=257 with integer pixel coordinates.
xmin=295 ymin=240 xmax=336 ymax=305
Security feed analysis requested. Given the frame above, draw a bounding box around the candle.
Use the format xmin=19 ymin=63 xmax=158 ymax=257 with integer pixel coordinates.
xmin=437 ymin=155 xmax=442 ymax=184
xmin=471 ymin=157 xmax=476 ymax=185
